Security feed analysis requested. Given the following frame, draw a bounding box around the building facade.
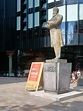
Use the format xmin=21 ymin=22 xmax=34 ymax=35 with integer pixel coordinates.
xmin=16 ymin=0 xmax=83 ymax=71
xmin=0 ymin=0 xmax=17 ymax=75
xmin=0 ymin=0 xmax=83 ymax=75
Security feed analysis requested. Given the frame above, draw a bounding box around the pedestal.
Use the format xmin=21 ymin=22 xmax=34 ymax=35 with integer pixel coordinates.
xmin=43 ymin=59 xmax=72 ymax=94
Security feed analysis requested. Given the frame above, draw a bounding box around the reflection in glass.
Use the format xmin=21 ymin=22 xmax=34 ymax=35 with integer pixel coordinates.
xmin=56 ymin=0 xmax=66 ymax=5
xmin=67 ymin=4 xmax=78 ymax=21
xmin=48 ymin=0 xmax=54 ymax=3
xmin=28 ymin=14 xmax=33 ymax=28
xmin=34 ymin=0 xmax=39 ymax=7
xmin=28 ymin=0 xmax=33 ymax=8
xmin=66 ymin=0 xmax=77 ymax=4
xmin=17 ymin=0 xmax=21 ymax=12
xmin=34 ymin=12 xmax=39 ymax=27
xmin=79 ymin=0 xmax=83 ymax=3
xmin=28 ymin=28 xmax=33 ymax=39
xmin=79 ymin=34 xmax=83 ymax=44
xmin=79 ymin=4 xmax=83 ymax=33
xmin=17 ymin=17 xmax=21 ymax=30
xmin=67 ymin=21 xmax=78 ymax=45
xmin=61 ymin=22 xmax=65 ymax=44
xmin=34 ymin=27 xmax=39 ymax=38
xmin=58 ymin=6 xmax=66 ymax=22
xmin=79 ymin=4 xmax=83 ymax=20
xmin=79 ymin=20 xmax=83 ymax=33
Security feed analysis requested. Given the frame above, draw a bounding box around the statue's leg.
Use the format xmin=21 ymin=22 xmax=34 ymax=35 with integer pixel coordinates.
xmin=53 ymin=46 xmax=61 ymax=59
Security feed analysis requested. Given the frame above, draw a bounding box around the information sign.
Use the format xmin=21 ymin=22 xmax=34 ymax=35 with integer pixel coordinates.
xmin=25 ymin=62 xmax=43 ymax=91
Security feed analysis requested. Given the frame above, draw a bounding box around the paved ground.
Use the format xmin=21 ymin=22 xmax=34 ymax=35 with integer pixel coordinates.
xmin=0 ymin=77 xmax=83 ymax=111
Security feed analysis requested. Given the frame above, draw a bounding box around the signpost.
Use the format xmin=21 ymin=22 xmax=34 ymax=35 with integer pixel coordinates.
xmin=6 ymin=51 xmax=14 ymax=76
xmin=25 ymin=62 xmax=44 ymax=91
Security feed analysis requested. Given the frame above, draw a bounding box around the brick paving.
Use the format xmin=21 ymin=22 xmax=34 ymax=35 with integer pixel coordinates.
xmin=0 ymin=77 xmax=83 ymax=111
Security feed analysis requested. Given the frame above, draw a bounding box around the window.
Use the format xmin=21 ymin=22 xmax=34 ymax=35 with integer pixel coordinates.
xmin=28 ymin=28 xmax=33 ymax=39
xmin=28 ymin=0 xmax=33 ymax=8
xmin=17 ymin=16 xmax=21 ymax=30
xmin=48 ymin=0 xmax=54 ymax=3
xmin=28 ymin=14 xmax=33 ymax=28
xmin=61 ymin=22 xmax=66 ymax=44
xmin=34 ymin=0 xmax=39 ymax=7
xmin=17 ymin=0 xmax=21 ymax=12
xmin=34 ymin=27 xmax=39 ymax=38
xmin=34 ymin=12 xmax=39 ymax=26
xmin=67 ymin=21 xmax=78 ymax=45
xmin=58 ymin=6 xmax=66 ymax=22
xmin=79 ymin=0 xmax=83 ymax=3
xmin=79 ymin=4 xmax=83 ymax=44
xmin=67 ymin=4 xmax=78 ymax=21
xmin=48 ymin=8 xmax=53 ymax=20
xmin=56 ymin=0 xmax=66 ymax=5
xmin=79 ymin=4 xmax=83 ymax=33
xmin=66 ymin=0 xmax=77 ymax=4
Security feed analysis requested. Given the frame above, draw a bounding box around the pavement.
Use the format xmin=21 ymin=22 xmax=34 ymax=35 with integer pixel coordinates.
xmin=0 ymin=77 xmax=83 ymax=111
xmin=28 ymin=82 xmax=83 ymax=101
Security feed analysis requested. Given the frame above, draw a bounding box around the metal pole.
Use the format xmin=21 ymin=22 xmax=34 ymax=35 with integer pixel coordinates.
xmin=9 ymin=55 xmax=12 ymax=76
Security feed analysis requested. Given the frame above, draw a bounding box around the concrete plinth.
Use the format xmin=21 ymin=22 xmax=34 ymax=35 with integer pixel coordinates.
xmin=77 ymin=76 xmax=83 ymax=86
xmin=43 ymin=59 xmax=72 ymax=94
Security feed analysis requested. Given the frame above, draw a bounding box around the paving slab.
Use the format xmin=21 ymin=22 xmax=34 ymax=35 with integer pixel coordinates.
xmin=27 ymin=85 xmax=83 ymax=101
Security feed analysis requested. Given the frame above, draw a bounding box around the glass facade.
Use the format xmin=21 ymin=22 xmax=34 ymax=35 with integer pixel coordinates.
xmin=0 ymin=0 xmax=16 ymax=50
xmin=15 ymin=0 xmax=83 ymax=71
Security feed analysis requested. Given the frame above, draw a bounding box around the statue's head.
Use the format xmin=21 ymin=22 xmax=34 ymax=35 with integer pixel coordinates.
xmin=53 ymin=7 xmax=59 ymax=16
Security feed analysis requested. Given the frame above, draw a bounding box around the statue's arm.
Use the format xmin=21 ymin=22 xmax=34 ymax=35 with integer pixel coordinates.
xmin=46 ymin=21 xmax=55 ymax=29
xmin=46 ymin=15 xmax=63 ymax=29
xmin=54 ymin=15 xmax=63 ymax=26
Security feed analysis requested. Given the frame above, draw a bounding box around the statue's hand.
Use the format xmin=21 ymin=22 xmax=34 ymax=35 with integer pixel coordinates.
xmin=47 ymin=21 xmax=55 ymax=29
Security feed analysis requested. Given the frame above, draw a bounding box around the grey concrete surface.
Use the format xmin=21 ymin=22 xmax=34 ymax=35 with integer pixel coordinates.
xmin=0 ymin=77 xmax=83 ymax=111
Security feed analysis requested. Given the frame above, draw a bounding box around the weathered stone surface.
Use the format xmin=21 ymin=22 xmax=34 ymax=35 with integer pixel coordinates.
xmin=45 ymin=58 xmax=67 ymax=63
xmin=77 ymin=76 xmax=83 ymax=86
xmin=43 ymin=61 xmax=72 ymax=94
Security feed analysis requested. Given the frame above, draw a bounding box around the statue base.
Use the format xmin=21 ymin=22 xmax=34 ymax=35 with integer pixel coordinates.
xmin=43 ymin=59 xmax=72 ymax=94
xmin=45 ymin=58 xmax=67 ymax=63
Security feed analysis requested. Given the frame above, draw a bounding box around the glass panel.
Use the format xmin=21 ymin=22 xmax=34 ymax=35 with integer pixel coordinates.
xmin=79 ymin=0 xmax=83 ymax=3
xmin=58 ymin=5 xmax=66 ymax=22
xmin=34 ymin=27 xmax=39 ymax=38
xmin=17 ymin=0 xmax=21 ymax=12
xmin=42 ymin=3 xmax=47 ymax=9
xmin=79 ymin=20 xmax=83 ymax=33
xmin=17 ymin=16 xmax=21 ymax=30
xmin=66 ymin=0 xmax=77 ymax=4
xmin=79 ymin=4 xmax=83 ymax=20
xmin=67 ymin=21 xmax=78 ymax=45
xmin=67 ymin=4 xmax=78 ymax=21
xmin=79 ymin=4 xmax=83 ymax=33
xmin=48 ymin=8 xmax=53 ymax=20
xmin=34 ymin=0 xmax=39 ymax=7
xmin=56 ymin=0 xmax=66 ymax=5
xmin=61 ymin=22 xmax=66 ymax=44
xmin=67 ymin=34 xmax=78 ymax=45
xmin=48 ymin=6 xmax=65 ymax=21
xmin=28 ymin=0 xmax=33 ymax=8
xmin=34 ymin=12 xmax=39 ymax=26
xmin=79 ymin=34 xmax=83 ymax=44
xmin=48 ymin=0 xmax=54 ymax=3
xmin=28 ymin=14 xmax=33 ymax=28
xmin=28 ymin=28 xmax=33 ymax=39
xmin=67 ymin=21 xmax=76 ymax=34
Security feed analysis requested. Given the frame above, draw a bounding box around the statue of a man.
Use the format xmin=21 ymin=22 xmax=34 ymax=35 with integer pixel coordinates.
xmin=47 ymin=7 xmax=64 ymax=59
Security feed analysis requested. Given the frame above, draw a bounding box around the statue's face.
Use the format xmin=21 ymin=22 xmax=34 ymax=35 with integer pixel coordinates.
xmin=53 ymin=7 xmax=59 ymax=16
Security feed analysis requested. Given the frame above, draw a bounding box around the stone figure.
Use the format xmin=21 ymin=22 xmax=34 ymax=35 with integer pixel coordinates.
xmin=47 ymin=7 xmax=64 ymax=59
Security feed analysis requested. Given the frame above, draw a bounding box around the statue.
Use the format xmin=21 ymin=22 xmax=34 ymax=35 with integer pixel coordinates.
xmin=47 ymin=7 xmax=64 ymax=59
